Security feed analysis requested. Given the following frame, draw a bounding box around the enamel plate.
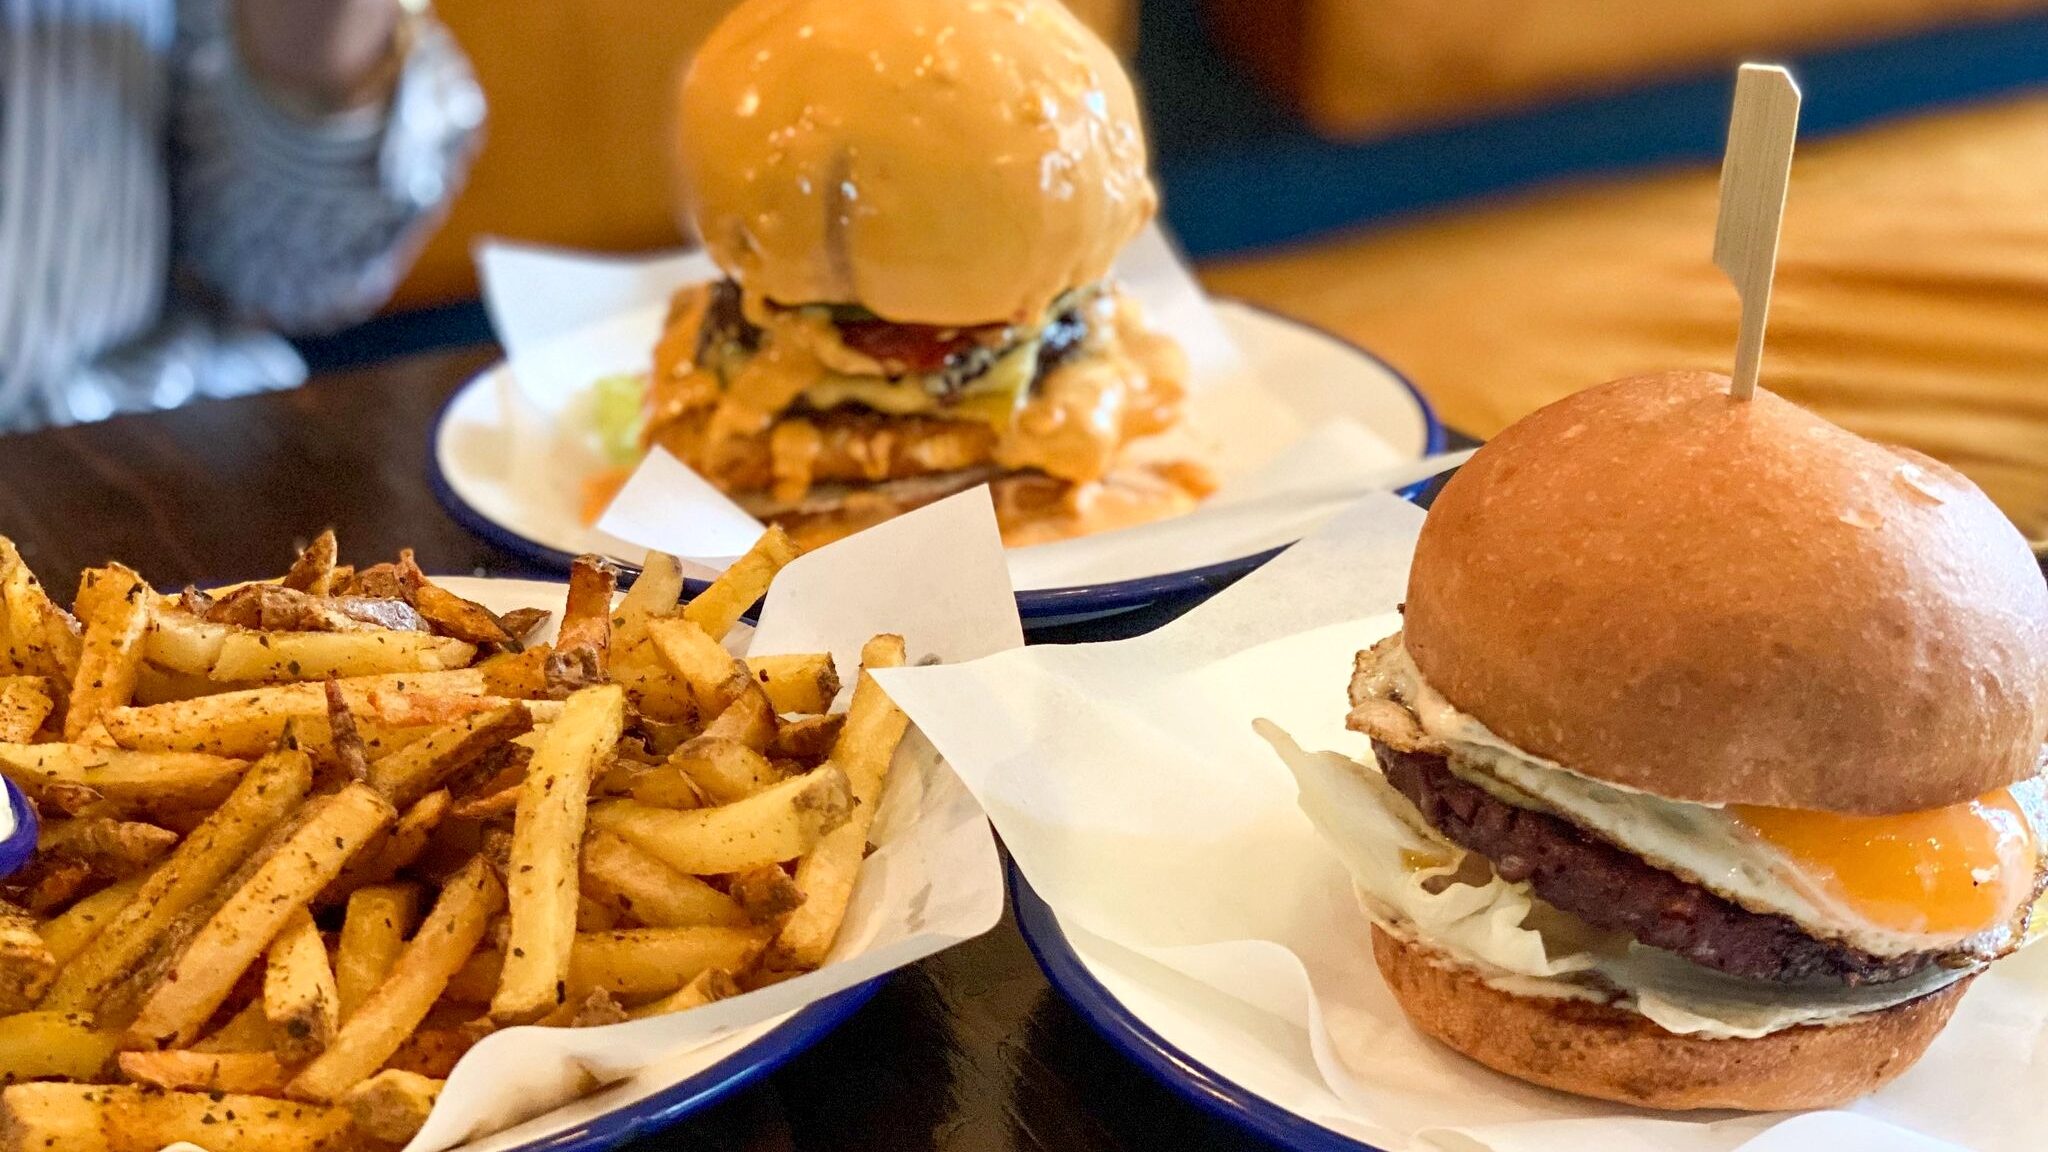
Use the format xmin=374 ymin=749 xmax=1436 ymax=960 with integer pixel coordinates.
xmin=429 ymin=301 xmax=1444 ymax=621
xmin=1011 ymin=861 xmax=1383 ymax=1152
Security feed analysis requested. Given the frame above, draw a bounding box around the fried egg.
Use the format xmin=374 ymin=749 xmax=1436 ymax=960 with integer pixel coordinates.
xmin=1368 ymin=636 xmax=2046 ymax=960
xmin=1261 ymin=721 xmax=1979 ymax=1040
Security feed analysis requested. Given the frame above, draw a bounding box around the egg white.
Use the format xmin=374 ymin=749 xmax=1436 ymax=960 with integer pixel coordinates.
xmin=1365 ymin=635 xmax=2042 ymax=960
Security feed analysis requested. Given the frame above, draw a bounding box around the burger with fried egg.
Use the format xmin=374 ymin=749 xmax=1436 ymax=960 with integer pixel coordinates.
xmin=1269 ymin=370 xmax=2048 ymax=1109
xmin=639 ymin=0 xmax=1199 ymax=549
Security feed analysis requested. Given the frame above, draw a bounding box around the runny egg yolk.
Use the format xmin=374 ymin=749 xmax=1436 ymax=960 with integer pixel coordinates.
xmin=1730 ymin=790 xmax=2037 ymax=938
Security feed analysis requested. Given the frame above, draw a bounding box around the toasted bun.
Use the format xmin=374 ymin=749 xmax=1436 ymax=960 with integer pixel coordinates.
xmin=1371 ymin=926 xmax=1968 ymax=1111
xmin=1405 ymin=371 xmax=2048 ymax=813
xmin=679 ymin=0 xmax=1154 ymax=327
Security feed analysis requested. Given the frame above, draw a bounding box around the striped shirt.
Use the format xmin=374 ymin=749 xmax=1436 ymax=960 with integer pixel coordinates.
xmin=0 ymin=0 xmax=481 ymax=432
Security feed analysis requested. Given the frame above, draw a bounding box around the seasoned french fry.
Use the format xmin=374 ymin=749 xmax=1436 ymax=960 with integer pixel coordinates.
xmin=745 ymin=652 xmax=841 ymax=715
xmin=702 ymin=678 xmax=777 ymax=752
xmin=0 ymin=744 xmax=245 ymax=817
xmin=333 ymin=884 xmax=419 ymax=1023
xmin=579 ymin=832 xmax=746 ymax=928
xmin=36 ymin=819 xmax=176 ymax=880
xmin=644 ymin=618 xmax=739 ymax=714
xmin=207 ymin=584 xmax=424 ymax=635
xmin=0 ymin=1083 xmax=354 ymax=1152
xmin=382 ymin=1025 xmax=480 ymax=1079
xmin=322 ymin=791 xmax=449 ymax=900
xmin=0 ymin=539 xmax=82 ymax=685
xmin=772 ymin=634 xmax=908 ymax=969
xmin=439 ymin=949 xmax=501 ymax=1004
xmin=668 ymin=737 xmax=783 ymax=804
xmin=264 ymin=908 xmax=339 ymax=1063
xmin=210 ymin=631 xmax=477 ymax=683
xmin=498 ymin=608 xmax=552 ymax=646
xmin=491 ymin=685 xmax=624 ymax=1024
xmin=0 ymin=680 xmax=52 ymax=744
xmin=67 ymin=722 xmax=111 ymax=750
xmin=415 ymin=583 xmax=515 ymax=648
xmin=191 ymin=998 xmax=273 ymax=1054
xmin=117 ymin=1049 xmax=288 ymax=1094
xmin=560 ymin=988 xmax=629 ymax=1028
xmin=124 ymin=782 xmax=395 ymax=1049
xmin=320 ymin=680 xmax=370 ymax=784
xmin=576 ymin=896 xmax=619 ymax=932
xmin=100 ymin=669 xmax=488 ymax=756
xmin=627 ymin=967 xmax=740 ymax=1020
xmin=609 ymin=650 xmax=697 ymax=726
xmin=728 ymin=864 xmax=806 ymax=924
xmin=446 ymin=926 xmax=766 ymax=1005
xmin=545 ymin=558 xmax=616 ymax=694
xmin=682 ymin=526 xmax=798 ymax=641
xmin=38 ymin=748 xmax=312 ymax=1015
xmin=279 ymin=530 xmax=339 ymax=596
xmin=362 ymin=687 xmax=528 ymax=730
xmin=130 ymin=663 xmax=234 ymax=706
xmin=36 ymin=877 xmax=142 ymax=968
xmin=624 ymin=764 xmax=705 ymax=809
xmin=0 ymin=907 xmax=52 ymax=1013
xmin=772 ymin=712 xmax=844 ymax=762
xmin=0 ymin=862 xmax=88 ymax=918
xmin=563 ymin=927 xmax=765 ymax=1001
xmin=63 ymin=568 xmax=149 ymax=741
xmin=141 ymin=611 xmax=236 ymax=677
xmin=0 ymin=1012 xmax=118 ymax=1083
xmin=477 ymin=645 xmax=550 ymax=699
xmin=287 ymin=857 xmax=503 ymax=1104
xmin=592 ymin=758 xmax=652 ymax=797
xmin=342 ymin=1068 xmax=442 ymax=1143
xmin=395 ymin=552 xmax=515 ymax=648
xmin=587 ymin=765 xmax=852 ymax=876
xmin=449 ymin=783 xmax=521 ymax=821
xmin=343 ymin=563 xmax=403 ymax=601
xmin=612 ymin=551 xmax=685 ymax=649
xmin=366 ymin=704 xmax=531 ymax=810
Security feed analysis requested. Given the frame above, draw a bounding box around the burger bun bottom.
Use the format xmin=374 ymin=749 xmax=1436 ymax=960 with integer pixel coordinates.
xmin=1371 ymin=926 xmax=1970 ymax=1111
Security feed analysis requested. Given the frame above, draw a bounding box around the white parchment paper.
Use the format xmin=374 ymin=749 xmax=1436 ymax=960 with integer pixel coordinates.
xmin=475 ymin=227 xmax=1427 ymax=589
xmin=872 ymin=492 xmax=2048 ymax=1152
xmin=389 ymin=489 xmax=1019 ymax=1152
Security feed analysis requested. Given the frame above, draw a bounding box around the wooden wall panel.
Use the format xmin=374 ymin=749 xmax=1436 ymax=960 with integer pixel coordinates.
xmin=1206 ymin=0 xmax=2048 ymax=138
xmin=1203 ymin=94 xmax=2048 ymax=537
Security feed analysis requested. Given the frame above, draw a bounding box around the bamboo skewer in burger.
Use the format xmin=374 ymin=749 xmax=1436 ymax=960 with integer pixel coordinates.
xmin=625 ymin=0 xmax=1204 ymax=549
xmin=1713 ymin=63 xmax=1800 ymax=403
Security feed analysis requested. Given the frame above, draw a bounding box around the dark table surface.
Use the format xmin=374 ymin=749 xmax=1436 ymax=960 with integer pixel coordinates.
xmin=0 ymin=345 xmax=1475 ymax=1152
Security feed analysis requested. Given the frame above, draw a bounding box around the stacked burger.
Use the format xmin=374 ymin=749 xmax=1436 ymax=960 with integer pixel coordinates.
xmin=1280 ymin=371 xmax=2048 ymax=1108
xmin=643 ymin=0 xmax=1200 ymax=549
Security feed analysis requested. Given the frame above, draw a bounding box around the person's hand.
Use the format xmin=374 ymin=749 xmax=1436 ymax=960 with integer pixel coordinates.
xmin=234 ymin=0 xmax=409 ymax=115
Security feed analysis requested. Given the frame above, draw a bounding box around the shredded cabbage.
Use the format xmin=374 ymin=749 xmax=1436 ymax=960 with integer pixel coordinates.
xmin=589 ymin=374 xmax=648 ymax=467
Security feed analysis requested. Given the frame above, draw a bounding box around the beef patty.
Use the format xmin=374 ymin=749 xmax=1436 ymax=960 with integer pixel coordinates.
xmin=1373 ymin=740 xmax=1941 ymax=986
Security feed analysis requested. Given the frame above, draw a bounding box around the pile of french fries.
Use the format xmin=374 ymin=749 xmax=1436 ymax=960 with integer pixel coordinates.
xmin=0 ymin=528 xmax=912 ymax=1151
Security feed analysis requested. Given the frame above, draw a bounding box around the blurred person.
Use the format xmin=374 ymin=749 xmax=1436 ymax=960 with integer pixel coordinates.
xmin=0 ymin=0 xmax=482 ymax=432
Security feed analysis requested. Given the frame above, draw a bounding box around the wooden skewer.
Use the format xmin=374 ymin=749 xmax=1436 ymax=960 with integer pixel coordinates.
xmin=1712 ymin=64 xmax=1802 ymax=401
